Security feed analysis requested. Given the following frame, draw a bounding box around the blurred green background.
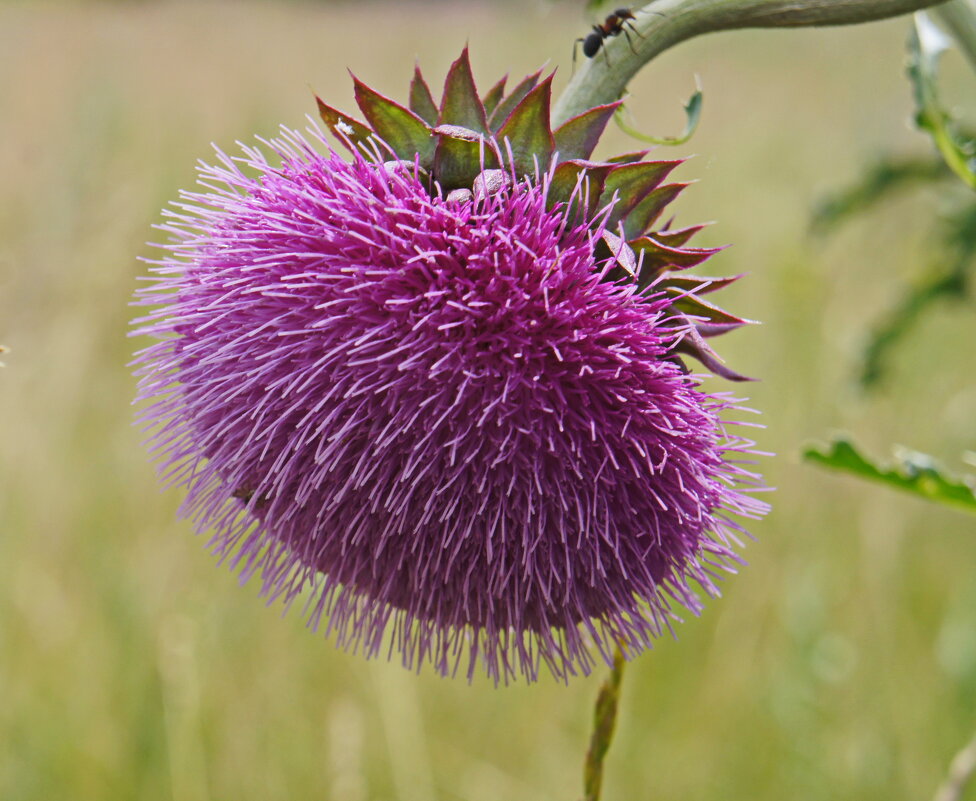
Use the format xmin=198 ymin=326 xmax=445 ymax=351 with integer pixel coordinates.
xmin=1 ymin=1 xmax=975 ymax=799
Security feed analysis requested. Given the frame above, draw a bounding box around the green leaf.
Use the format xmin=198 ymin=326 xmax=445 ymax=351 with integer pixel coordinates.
xmin=547 ymin=159 xmax=614 ymax=222
xmin=481 ymin=76 xmax=507 ymax=118
xmin=553 ymin=102 xmax=622 ymax=161
xmin=653 ymin=223 xmax=709 ymax=248
xmin=665 ymin=290 xmax=753 ymax=335
xmin=629 ymin=233 xmax=720 ymax=275
xmin=315 ymin=95 xmax=374 ymax=152
xmin=622 ymin=182 xmax=689 ymax=239
xmin=408 ymin=64 xmax=439 ymax=125
xmin=605 ymin=151 xmax=649 ymax=165
xmin=804 ymin=438 xmax=976 ymax=514
xmin=908 ymin=14 xmax=976 ymax=190
xmin=601 ymin=162 xmax=682 ymax=231
xmin=658 ymin=273 xmax=741 ymax=296
xmin=672 ymin=327 xmax=752 ymax=382
xmin=495 ymin=75 xmax=556 ymax=176
xmin=432 ymin=125 xmax=499 ymax=191
xmin=488 ymin=68 xmax=543 ymax=131
xmin=632 ymin=240 xmax=723 ymax=293
xmin=438 ymin=46 xmax=490 ymax=135
xmin=613 ymin=79 xmax=703 ymax=147
xmin=353 ymin=75 xmax=435 ymax=164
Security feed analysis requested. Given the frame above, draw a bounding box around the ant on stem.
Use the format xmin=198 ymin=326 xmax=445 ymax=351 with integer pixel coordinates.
xmin=573 ymin=8 xmax=644 ymax=67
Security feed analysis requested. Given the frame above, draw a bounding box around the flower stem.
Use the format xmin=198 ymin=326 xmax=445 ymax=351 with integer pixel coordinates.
xmin=582 ymin=648 xmax=627 ymax=801
xmin=932 ymin=0 xmax=976 ymax=72
xmin=553 ymin=0 xmax=952 ymax=126
xmin=934 ymin=730 xmax=976 ymax=801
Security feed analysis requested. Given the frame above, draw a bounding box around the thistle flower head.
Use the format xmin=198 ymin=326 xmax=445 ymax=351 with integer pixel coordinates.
xmin=133 ymin=52 xmax=768 ymax=683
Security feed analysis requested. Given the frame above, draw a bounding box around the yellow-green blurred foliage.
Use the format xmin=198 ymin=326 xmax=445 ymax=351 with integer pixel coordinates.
xmin=1 ymin=2 xmax=975 ymax=800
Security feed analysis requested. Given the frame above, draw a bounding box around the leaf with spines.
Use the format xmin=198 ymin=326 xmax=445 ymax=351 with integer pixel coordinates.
xmin=804 ymin=438 xmax=976 ymax=514
xmin=547 ymin=160 xmax=614 ymax=222
xmin=554 ymin=102 xmax=622 ymax=161
xmin=908 ymin=14 xmax=976 ymax=190
xmin=316 ymin=96 xmax=374 ymax=152
xmin=409 ymin=65 xmax=439 ymax=125
xmin=481 ymin=76 xmax=507 ymax=118
xmin=666 ymin=291 xmax=753 ymax=336
xmin=673 ymin=328 xmax=753 ymax=382
xmin=351 ymin=77 xmax=435 ymax=165
xmin=601 ymin=162 xmax=682 ymax=231
xmin=625 ymin=183 xmax=691 ymax=239
xmin=659 ymin=273 xmax=742 ymax=296
xmin=439 ymin=47 xmax=490 ymax=135
xmin=653 ymin=223 xmax=710 ymax=248
xmin=495 ymin=77 xmax=556 ymax=176
xmin=433 ymin=125 xmax=500 ymax=191
xmin=606 ymin=150 xmax=650 ymax=165
xmin=631 ymin=235 xmax=723 ymax=282
xmin=488 ymin=68 xmax=543 ymax=131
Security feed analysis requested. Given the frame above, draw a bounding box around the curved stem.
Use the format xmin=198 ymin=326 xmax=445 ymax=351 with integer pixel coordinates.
xmin=554 ymin=0 xmax=951 ymax=125
xmin=583 ymin=648 xmax=627 ymax=801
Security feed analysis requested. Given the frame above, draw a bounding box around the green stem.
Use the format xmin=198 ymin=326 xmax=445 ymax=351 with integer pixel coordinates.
xmin=553 ymin=0 xmax=951 ymax=126
xmin=932 ymin=0 xmax=976 ymax=72
xmin=582 ymin=648 xmax=627 ymax=801
xmin=933 ymin=729 xmax=976 ymax=801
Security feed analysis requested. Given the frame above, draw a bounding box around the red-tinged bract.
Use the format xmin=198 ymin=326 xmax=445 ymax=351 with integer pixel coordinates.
xmin=134 ymin=55 xmax=768 ymax=683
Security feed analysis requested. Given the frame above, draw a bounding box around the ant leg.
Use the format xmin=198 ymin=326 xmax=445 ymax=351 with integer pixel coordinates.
xmin=622 ymin=27 xmax=638 ymax=54
xmin=626 ymin=20 xmax=645 ymax=39
xmin=602 ymin=46 xmax=611 ymax=66
xmin=572 ymin=38 xmax=583 ymax=73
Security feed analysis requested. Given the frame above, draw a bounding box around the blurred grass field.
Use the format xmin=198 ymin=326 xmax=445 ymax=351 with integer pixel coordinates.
xmin=1 ymin=2 xmax=976 ymax=799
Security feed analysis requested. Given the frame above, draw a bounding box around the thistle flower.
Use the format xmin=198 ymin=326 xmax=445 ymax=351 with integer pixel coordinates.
xmin=133 ymin=50 xmax=767 ymax=683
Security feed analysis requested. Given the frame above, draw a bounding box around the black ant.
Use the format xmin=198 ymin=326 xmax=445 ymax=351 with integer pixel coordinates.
xmin=574 ymin=8 xmax=643 ymax=66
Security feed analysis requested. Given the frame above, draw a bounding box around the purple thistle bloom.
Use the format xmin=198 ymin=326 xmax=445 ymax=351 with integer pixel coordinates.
xmin=133 ymin=125 xmax=767 ymax=684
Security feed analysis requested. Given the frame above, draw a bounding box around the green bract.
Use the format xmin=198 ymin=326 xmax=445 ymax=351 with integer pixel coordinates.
xmin=316 ymin=48 xmax=753 ymax=380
